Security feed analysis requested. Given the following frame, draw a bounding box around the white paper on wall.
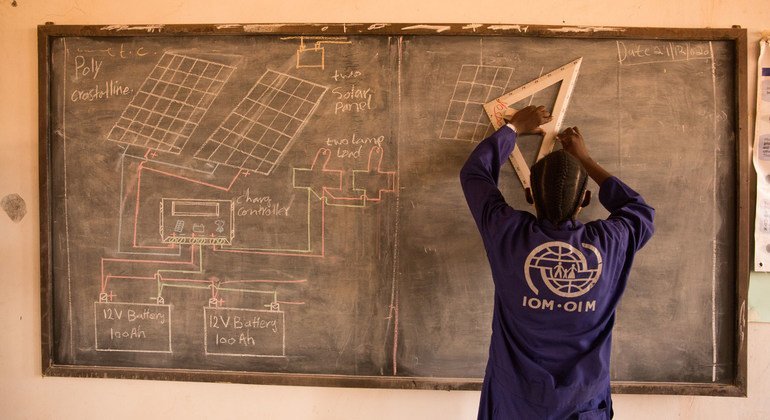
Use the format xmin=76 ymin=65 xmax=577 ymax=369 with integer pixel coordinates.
xmin=753 ymin=39 xmax=770 ymax=271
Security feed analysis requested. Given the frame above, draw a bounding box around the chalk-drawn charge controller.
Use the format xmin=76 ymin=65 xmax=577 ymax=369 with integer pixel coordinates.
xmin=159 ymin=198 xmax=234 ymax=245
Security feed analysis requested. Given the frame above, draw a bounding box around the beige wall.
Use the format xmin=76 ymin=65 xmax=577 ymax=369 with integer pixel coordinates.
xmin=1 ymin=1 xmax=769 ymax=418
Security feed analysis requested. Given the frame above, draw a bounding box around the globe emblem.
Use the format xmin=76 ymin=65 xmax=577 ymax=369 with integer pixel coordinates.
xmin=524 ymin=242 xmax=603 ymax=298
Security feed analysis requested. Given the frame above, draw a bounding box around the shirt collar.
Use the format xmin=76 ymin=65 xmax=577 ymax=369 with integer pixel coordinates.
xmin=537 ymin=218 xmax=583 ymax=231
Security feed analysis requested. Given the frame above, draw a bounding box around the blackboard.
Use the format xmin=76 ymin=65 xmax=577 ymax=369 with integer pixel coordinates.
xmin=38 ymin=23 xmax=749 ymax=395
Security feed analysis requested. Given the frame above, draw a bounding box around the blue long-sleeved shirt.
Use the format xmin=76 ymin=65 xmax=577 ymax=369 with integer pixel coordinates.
xmin=460 ymin=126 xmax=655 ymax=419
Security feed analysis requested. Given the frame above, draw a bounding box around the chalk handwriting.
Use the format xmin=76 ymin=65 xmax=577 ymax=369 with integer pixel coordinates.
xmin=325 ymin=133 xmax=385 ymax=148
xmin=332 ymin=85 xmax=374 ymax=114
xmin=110 ymin=326 xmax=147 ymax=339
xmin=617 ymin=41 xmax=712 ymax=66
xmin=70 ymin=80 xmax=132 ymax=102
xmin=326 ymin=133 xmax=386 ymax=160
xmin=74 ymin=55 xmax=103 ymax=80
xmin=209 ymin=315 xmax=279 ymax=333
xmin=95 ymin=303 xmax=171 ymax=352
xmin=76 ymin=43 xmax=151 ymax=59
xmin=236 ymin=203 xmax=291 ymax=218
xmin=234 ymin=189 xmax=291 ymax=218
xmin=102 ymin=307 xmax=166 ymax=324
xmin=215 ymin=332 xmax=256 ymax=347
xmin=332 ymin=68 xmax=363 ymax=82
xmin=203 ymin=307 xmax=286 ymax=356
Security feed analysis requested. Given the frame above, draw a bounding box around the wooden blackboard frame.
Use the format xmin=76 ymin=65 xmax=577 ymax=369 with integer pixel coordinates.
xmin=37 ymin=22 xmax=749 ymax=396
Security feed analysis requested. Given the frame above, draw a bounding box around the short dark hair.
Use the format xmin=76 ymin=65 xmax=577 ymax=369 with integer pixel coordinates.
xmin=530 ymin=150 xmax=588 ymax=225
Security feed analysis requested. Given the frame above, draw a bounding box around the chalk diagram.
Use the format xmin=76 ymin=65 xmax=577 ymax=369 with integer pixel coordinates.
xmin=281 ymin=36 xmax=353 ymax=70
xmin=440 ymin=64 xmax=514 ymax=142
xmin=439 ymin=54 xmax=583 ymax=190
xmin=194 ymin=70 xmax=328 ymax=175
xmin=106 ymin=52 xmax=236 ymax=153
xmin=92 ymin=48 xmax=397 ymax=359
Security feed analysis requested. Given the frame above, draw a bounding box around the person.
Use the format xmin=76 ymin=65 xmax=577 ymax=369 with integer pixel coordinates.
xmin=460 ymin=105 xmax=655 ymax=419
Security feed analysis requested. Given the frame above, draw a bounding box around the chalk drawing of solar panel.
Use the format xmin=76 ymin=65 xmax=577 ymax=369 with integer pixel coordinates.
xmin=440 ymin=65 xmax=514 ymax=142
xmin=106 ymin=52 xmax=236 ymax=153
xmin=193 ymin=70 xmax=328 ymax=175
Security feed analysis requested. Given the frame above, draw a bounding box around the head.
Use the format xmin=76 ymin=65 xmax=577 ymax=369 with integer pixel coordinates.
xmin=526 ymin=150 xmax=591 ymax=225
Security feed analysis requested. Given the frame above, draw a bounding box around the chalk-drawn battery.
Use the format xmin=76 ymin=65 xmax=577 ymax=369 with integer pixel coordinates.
xmin=203 ymin=307 xmax=286 ymax=357
xmin=94 ymin=302 xmax=172 ymax=353
xmin=159 ymin=198 xmax=234 ymax=245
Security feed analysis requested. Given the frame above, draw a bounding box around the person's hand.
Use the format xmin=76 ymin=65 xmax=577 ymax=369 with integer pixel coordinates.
xmin=557 ymin=126 xmax=612 ymax=185
xmin=506 ymin=105 xmax=552 ymax=135
xmin=556 ymin=126 xmax=590 ymax=161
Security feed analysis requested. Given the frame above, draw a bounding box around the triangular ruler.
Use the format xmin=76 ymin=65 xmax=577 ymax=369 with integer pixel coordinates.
xmin=483 ymin=57 xmax=582 ymax=190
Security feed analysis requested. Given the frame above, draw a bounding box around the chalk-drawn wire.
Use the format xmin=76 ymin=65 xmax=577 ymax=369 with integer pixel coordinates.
xmin=213 ymin=190 xmax=326 ymax=257
xmin=119 ymin=159 xmax=241 ymax=254
xmin=99 ymin=244 xmax=200 ymax=296
xmin=293 ymin=147 xmax=396 ymax=208
xmin=280 ymin=36 xmax=352 ymax=70
xmin=350 ymin=146 xmax=397 ymax=202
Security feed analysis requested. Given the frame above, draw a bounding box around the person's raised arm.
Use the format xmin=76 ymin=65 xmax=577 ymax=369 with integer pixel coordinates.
xmin=558 ymin=126 xmax=654 ymax=250
xmin=460 ymin=106 xmax=552 ymax=232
